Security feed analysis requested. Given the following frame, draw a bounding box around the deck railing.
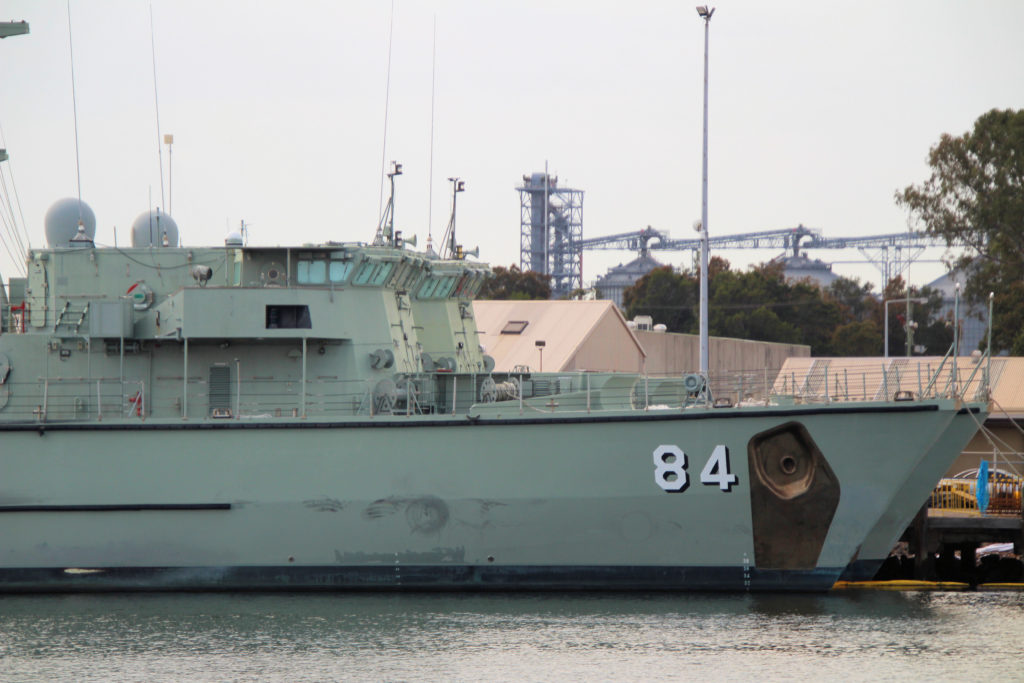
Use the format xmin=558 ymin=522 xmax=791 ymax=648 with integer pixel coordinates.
xmin=5 ymin=377 xmax=147 ymax=422
xmin=767 ymin=358 xmax=989 ymax=405
xmin=5 ymin=357 xmax=989 ymax=425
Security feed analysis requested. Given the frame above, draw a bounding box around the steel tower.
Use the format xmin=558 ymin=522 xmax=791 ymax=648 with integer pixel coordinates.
xmin=517 ymin=171 xmax=584 ymax=298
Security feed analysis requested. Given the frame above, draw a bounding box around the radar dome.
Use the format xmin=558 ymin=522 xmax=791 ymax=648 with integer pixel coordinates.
xmin=44 ymin=198 xmax=96 ymax=247
xmin=131 ymin=210 xmax=179 ymax=247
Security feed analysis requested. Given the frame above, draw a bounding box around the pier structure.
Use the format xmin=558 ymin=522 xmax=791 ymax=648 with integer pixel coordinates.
xmin=906 ymin=506 xmax=1023 ymax=584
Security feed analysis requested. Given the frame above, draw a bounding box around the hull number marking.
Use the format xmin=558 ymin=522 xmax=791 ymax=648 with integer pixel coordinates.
xmin=653 ymin=444 xmax=737 ymax=493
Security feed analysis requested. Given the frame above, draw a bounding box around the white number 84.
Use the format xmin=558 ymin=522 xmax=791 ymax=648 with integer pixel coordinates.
xmin=653 ymin=444 xmax=737 ymax=493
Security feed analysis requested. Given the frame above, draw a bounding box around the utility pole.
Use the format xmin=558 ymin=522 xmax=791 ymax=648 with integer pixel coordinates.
xmin=696 ymin=5 xmax=715 ymax=377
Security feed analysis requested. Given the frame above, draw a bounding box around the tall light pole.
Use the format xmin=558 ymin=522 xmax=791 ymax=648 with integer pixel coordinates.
xmin=697 ymin=5 xmax=714 ymax=377
xmin=884 ymin=296 xmax=926 ymax=358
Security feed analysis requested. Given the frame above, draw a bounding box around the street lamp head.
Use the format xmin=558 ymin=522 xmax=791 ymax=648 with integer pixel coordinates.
xmin=696 ymin=5 xmax=715 ymax=19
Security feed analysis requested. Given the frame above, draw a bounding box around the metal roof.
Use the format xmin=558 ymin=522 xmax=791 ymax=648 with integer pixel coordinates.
xmin=473 ymin=299 xmax=645 ymax=373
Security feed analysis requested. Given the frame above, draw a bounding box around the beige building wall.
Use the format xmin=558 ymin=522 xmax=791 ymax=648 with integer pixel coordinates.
xmin=475 ymin=300 xmax=810 ymax=376
xmin=568 ymin=309 xmax=645 ymax=373
xmin=637 ymin=330 xmax=810 ymax=375
xmin=951 ymin=424 xmax=1024 ymax=475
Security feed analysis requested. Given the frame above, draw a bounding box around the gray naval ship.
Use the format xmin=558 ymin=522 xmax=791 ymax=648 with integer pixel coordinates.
xmin=0 ymin=198 xmax=987 ymax=592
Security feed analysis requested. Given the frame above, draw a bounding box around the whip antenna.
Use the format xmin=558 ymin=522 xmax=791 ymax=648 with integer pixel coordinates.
xmin=427 ymin=15 xmax=437 ymax=245
xmin=377 ymin=0 xmax=395 ymax=224
xmin=65 ymin=0 xmax=83 ymax=226
xmin=150 ymin=3 xmax=166 ymax=211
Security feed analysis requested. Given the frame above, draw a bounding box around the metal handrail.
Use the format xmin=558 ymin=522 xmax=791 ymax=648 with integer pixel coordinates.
xmin=8 ymin=358 xmax=993 ymax=425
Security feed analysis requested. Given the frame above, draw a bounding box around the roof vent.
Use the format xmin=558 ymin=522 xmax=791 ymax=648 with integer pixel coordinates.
xmin=632 ymin=315 xmax=653 ymax=331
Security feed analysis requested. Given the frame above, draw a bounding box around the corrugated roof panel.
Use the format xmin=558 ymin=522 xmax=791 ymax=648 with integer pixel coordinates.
xmin=777 ymin=356 xmax=1024 ymax=409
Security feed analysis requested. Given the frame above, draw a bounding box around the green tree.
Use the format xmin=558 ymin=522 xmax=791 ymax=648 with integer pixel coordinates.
xmin=896 ymin=108 xmax=1024 ymax=353
xmin=477 ymin=265 xmax=551 ymax=300
xmin=622 ymin=265 xmax=699 ymax=332
xmin=623 ymin=259 xmax=859 ymax=355
xmin=707 ymin=262 xmax=845 ymax=353
xmin=708 ymin=263 xmax=801 ymax=344
xmin=822 ymin=276 xmax=884 ymax=354
xmin=831 ymin=320 xmax=882 ymax=356
xmin=826 ymin=277 xmax=879 ymax=324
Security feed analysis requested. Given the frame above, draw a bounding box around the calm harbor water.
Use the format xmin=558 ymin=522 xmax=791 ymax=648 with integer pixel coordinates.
xmin=1 ymin=591 xmax=1022 ymax=682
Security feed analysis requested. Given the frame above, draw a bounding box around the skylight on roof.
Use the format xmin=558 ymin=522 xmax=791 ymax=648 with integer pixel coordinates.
xmin=501 ymin=320 xmax=529 ymax=335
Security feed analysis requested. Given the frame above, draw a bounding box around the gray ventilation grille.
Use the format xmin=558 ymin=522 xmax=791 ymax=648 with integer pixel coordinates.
xmin=209 ymin=364 xmax=232 ymax=417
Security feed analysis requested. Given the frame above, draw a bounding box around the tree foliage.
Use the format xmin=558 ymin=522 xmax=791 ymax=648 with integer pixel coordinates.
xmin=622 ymin=265 xmax=699 ymax=333
xmin=477 ymin=265 xmax=551 ymax=300
xmin=830 ymin=321 xmax=882 ymax=357
xmin=621 ymin=261 xmax=953 ymax=357
xmin=896 ymin=108 xmax=1024 ymax=353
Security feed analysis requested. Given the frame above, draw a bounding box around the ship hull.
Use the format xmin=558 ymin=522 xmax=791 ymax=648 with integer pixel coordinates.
xmin=0 ymin=401 xmax=971 ymax=592
xmin=839 ymin=407 xmax=984 ymax=581
xmin=0 ymin=565 xmax=841 ymax=593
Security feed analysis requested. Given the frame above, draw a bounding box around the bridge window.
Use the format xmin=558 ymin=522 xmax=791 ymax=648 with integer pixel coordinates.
xmin=329 ymin=260 xmax=353 ymax=283
xmin=297 ymin=260 xmax=326 ymax=284
xmin=353 ymin=261 xmax=394 ymax=287
xmin=436 ymin=276 xmax=457 ymax=298
xmin=371 ymin=262 xmax=394 ymax=286
xmin=418 ymin=277 xmax=439 ymax=298
xmin=466 ymin=275 xmax=485 ymax=298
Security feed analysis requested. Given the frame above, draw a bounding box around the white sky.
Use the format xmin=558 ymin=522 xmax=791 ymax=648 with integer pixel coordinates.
xmin=1 ymin=0 xmax=1022 ymax=290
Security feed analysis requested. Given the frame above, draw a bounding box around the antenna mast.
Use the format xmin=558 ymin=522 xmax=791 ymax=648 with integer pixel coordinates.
xmin=374 ymin=161 xmax=402 ymax=246
xmin=441 ymin=177 xmax=464 ymax=259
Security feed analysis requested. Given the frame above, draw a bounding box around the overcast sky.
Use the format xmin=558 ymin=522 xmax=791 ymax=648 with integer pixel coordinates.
xmin=1 ymin=0 xmax=1022 ymax=289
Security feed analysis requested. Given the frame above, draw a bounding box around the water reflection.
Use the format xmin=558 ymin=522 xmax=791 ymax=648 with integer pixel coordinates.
xmin=1 ymin=591 xmax=1022 ymax=681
